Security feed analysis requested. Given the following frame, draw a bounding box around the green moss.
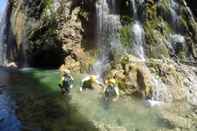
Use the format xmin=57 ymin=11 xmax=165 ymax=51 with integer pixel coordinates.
xmin=146 ymin=2 xmax=157 ymax=20
xmin=120 ymin=15 xmax=133 ymax=25
xmin=157 ymin=0 xmax=172 ymax=22
xmin=119 ymin=25 xmax=133 ymax=48
xmin=144 ymin=18 xmax=172 ymax=58
xmin=43 ymin=0 xmax=53 ymax=8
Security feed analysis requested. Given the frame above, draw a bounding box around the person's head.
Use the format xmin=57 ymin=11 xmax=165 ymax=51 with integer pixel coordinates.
xmin=63 ymin=69 xmax=71 ymax=75
xmin=108 ymin=78 xmax=116 ymax=85
xmin=90 ymin=75 xmax=97 ymax=82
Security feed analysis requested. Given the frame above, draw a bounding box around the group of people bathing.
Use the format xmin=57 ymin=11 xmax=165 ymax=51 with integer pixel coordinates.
xmin=58 ymin=69 xmax=120 ymax=102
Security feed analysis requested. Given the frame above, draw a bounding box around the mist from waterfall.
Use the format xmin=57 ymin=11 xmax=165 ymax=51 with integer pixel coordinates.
xmin=0 ymin=0 xmax=9 ymax=66
xmin=92 ymin=0 xmax=121 ymax=79
xmin=130 ymin=0 xmax=145 ymax=60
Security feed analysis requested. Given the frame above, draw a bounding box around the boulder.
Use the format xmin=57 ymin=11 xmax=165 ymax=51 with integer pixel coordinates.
xmin=108 ymin=54 xmax=153 ymax=98
xmin=160 ymin=111 xmax=193 ymax=129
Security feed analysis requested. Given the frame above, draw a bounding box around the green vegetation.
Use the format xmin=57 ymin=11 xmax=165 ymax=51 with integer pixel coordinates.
xmin=120 ymin=15 xmax=133 ymax=25
xmin=119 ymin=25 xmax=133 ymax=48
xmin=157 ymin=0 xmax=171 ymax=20
xmin=144 ymin=18 xmax=172 ymax=58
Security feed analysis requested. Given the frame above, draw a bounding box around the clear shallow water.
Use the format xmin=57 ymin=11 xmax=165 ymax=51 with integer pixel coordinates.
xmin=9 ymin=68 xmax=193 ymax=131
xmin=70 ymin=87 xmax=168 ymax=130
xmin=12 ymin=69 xmax=169 ymax=130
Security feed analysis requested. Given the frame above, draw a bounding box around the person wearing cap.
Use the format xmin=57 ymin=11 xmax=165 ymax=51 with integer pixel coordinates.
xmin=80 ymin=75 xmax=104 ymax=92
xmin=104 ymin=78 xmax=119 ymax=102
xmin=58 ymin=69 xmax=74 ymax=94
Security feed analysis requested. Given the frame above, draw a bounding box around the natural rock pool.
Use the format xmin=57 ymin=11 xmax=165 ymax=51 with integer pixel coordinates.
xmin=0 ymin=67 xmax=195 ymax=131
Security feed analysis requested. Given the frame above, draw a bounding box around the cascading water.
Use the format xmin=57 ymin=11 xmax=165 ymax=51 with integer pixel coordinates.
xmin=0 ymin=0 xmax=9 ymax=66
xmin=92 ymin=0 xmax=121 ymax=79
xmin=132 ymin=21 xmax=145 ymax=60
xmin=169 ymin=0 xmax=180 ymax=26
xmin=130 ymin=0 xmax=145 ymax=60
xmin=151 ymin=75 xmax=173 ymax=102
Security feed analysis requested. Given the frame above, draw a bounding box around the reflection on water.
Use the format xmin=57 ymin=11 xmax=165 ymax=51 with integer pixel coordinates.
xmin=0 ymin=68 xmax=21 ymax=131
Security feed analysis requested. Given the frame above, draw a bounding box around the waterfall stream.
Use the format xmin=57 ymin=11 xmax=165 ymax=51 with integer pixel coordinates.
xmin=92 ymin=0 xmax=121 ymax=79
xmin=0 ymin=1 xmax=22 ymax=130
xmin=0 ymin=0 xmax=8 ymax=66
xmin=170 ymin=0 xmax=180 ymax=27
xmin=132 ymin=21 xmax=145 ymax=60
xmin=130 ymin=0 xmax=145 ymax=60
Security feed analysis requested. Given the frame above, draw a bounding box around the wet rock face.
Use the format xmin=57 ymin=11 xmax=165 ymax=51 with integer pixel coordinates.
xmin=106 ymin=53 xmax=197 ymax=104
xmin=10 ymin=0 xmax=94 ymax=68
xmin=23 ymin=0 xmax=45 ymax=19
xmin=185 ymin=0 xmax=197 ymax=18
xmin=107 ymin=55 xmax=153 ymax=98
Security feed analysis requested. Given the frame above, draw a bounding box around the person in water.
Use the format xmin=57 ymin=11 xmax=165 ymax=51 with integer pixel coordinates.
xmin=80 ymin=75 xmax=104 ymax=92
xmin=104 ymin=78 xmax=120 ymax=102
xmin=59 ymin=69 xmax=74 ymax=94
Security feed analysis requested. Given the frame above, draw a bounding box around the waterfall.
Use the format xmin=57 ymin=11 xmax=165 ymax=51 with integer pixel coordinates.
xmin=170 ymin=0 xmax=180 ymax=25
xmin=151 ymin=75 xmax=173 ymax=102
xmin=130 ymin=0 xmax=145 ymax=60
xmin=0 ymin=0 xmax=9 ymax=66
xmin=130 ymin=0 xmax=137 ymax=18
xmin=132 ymin=21 xmax=145 ymax=60
xmin=92 ymin=0 xmax=121 ymax=79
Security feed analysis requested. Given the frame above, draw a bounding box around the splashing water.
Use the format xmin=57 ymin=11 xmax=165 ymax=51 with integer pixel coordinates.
xmin=170 ymin=34 xmax=185 ymax=43
xmin=0 ymin=0 xmax=9 ymax=66
xmin=70 ymin=86 xmax=168 ymax=130
xmin=91 ymin=54 xmax=110 ymax=80
xmin=170 ymin=34 xmax=185 ymax=52
xmin=151 ymin=75 xmax=173 ymax=103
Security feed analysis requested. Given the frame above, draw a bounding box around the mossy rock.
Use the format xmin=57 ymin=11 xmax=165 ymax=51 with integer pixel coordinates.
xmin=144 ymin=19 xmax=172 ymax=59
xmin=119 ymin=24 xmax=133 ymax=48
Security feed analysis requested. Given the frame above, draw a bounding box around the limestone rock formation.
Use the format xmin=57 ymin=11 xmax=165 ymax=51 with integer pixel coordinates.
xmin=9 ymin=0 xmax=197 ymax=104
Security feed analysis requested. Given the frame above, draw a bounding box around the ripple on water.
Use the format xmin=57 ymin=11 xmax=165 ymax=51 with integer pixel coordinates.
xmin=0 ymin=93 xmax=21 ymax=131
xmin=0 ymin=68 xmax=21 ymax=131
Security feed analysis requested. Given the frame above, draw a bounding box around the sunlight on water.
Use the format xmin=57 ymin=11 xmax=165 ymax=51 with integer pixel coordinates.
xmin=69 ymin=77 xmax=168 ymax=130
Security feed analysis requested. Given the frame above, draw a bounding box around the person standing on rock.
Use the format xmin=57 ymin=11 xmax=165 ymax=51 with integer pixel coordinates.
xmin=58 ymin=69 xmax=74 ymax=95
xmin=104 ymin=78 xmax=120 ymax=102
xmin=80 ymin=75 xmax=104 ymax=92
